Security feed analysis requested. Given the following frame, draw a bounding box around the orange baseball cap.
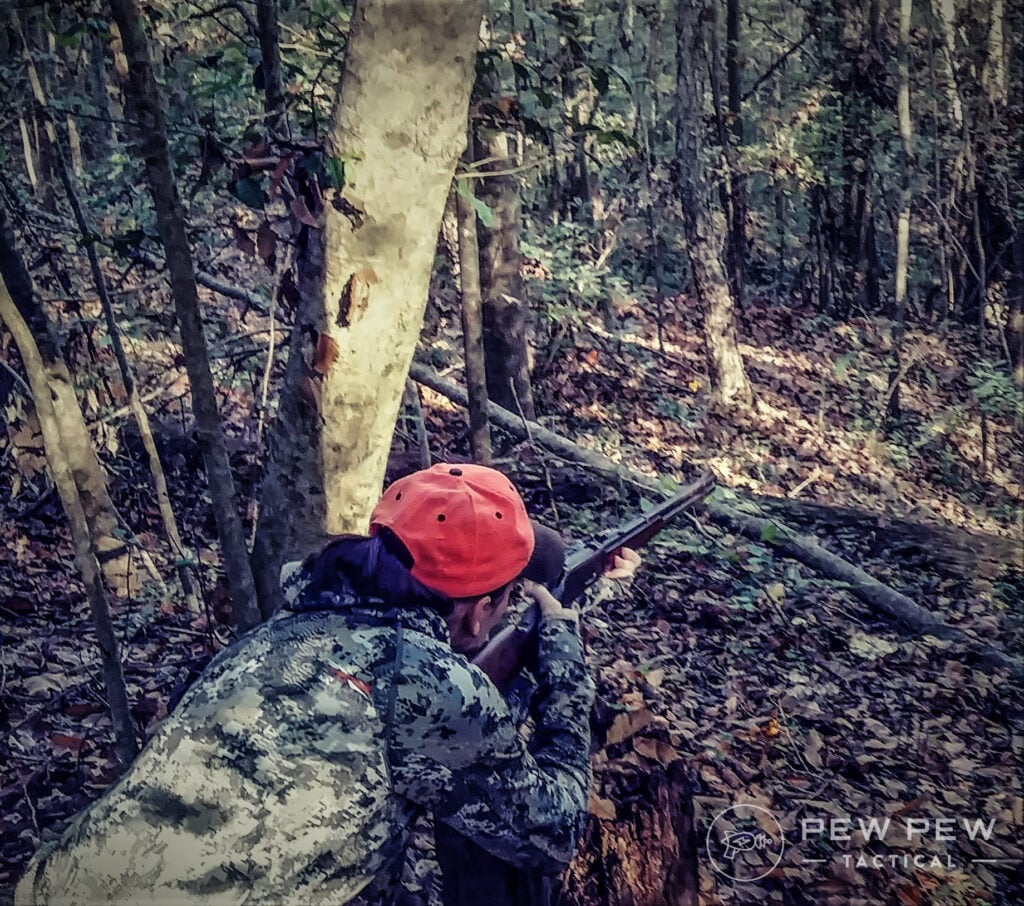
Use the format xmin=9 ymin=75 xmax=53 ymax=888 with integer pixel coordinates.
xmin=369 ymin=463 xmax=536 ymax=598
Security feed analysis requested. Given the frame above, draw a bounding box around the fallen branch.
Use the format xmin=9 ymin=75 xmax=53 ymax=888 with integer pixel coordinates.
xmin=132 ymin=249 xmax=272 ymax=315
xmin=704 ymin=500 xmax=1024 ymax=681
xmin=742 ymin=493 xmax=1021 ymax=571
xmin=409 ymin=361 xmax=664 ymax=494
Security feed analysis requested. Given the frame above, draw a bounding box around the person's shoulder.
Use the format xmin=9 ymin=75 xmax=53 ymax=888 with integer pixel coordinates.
xmin=396 ymin=636 xmax=509 ymax=736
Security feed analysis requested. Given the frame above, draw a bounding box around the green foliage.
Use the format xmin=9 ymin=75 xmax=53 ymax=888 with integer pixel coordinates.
xmin=522 ymin=222 xmax=630 ymax=321
xmin=969 ymin=360 xmax=1024 ymax=420
xmin=455 ymin=179 xmax=496 ymax=228
xmin=654 ymin=396 xmax=695 ymax=425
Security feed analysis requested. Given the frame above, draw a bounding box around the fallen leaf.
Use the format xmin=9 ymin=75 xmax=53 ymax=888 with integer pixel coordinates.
xmin=633 ymin=735 xmax=677 ymax=766
xmin=256 ymin=220 xmax=277 ymax=266
xmin=291 ymin=196 xmax=320 ymax=227
xmin=849 ymin=631 xmax=899 ymax=659
xmin=607 ymin=709 xmax=655 ymax=746
xmin=644 ymin=668 xmax=666 ymax=688
xmin=589 ymin=795 xmax=617 ymax=820
xmin=232 ymin=224 xmax=255 ymax=256
xmin=805 ymin=729 xmax=824 ymax=768
xmin=24 ymin=674 xmax=67 ymax=695
xmin=51 ymin=734 xmax=86 ymax=755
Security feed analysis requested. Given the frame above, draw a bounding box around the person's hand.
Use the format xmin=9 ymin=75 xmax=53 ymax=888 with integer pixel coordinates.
xmin=521 ymin=579 xmax=579 ymax=624
xmin=603 ymin=547 xmax=641 ymax=580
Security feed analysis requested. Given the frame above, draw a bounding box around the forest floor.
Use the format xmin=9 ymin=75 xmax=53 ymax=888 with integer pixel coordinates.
xmin=1 ymin=270 xmax=1022 ymax=905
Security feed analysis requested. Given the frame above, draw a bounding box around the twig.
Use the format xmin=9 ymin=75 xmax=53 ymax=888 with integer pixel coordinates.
xmin=508 ymin=376 xmax=559 ymax=524
xmin=787 ymin=466 xmax=822 ymax=499
xmin=249 ymin=245 xmax=289 ymax=548
xmin=21 ymin=778 xmax=40 ymax=837
xmin=683 ymin=509 xmax=717 ymax=540
xmin=0 ymin=355 xmax=32 ymax=397
xmin=404 ymin=380 xmax=433 ymax=470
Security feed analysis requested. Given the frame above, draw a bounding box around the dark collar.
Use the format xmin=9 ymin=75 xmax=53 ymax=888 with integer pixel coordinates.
xmin=285 ymin=576 xmax=450 ymax=644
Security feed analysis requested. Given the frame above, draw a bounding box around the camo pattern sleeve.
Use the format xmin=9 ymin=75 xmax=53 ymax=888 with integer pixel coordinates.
xmin=388 ymin=617 xmax=595 ymax=871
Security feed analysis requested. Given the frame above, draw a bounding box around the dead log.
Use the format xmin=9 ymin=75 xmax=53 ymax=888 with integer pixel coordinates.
xmin=409 ymin=362 xmax=663 ymax=494
xmin=705 ymin=500 xmax=1024 ymax=681
xmin=743 ymin=493 xmax=1021 ymax=574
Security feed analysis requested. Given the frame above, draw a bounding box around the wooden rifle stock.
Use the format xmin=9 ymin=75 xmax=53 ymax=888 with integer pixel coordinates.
xmin=471 ymin=471 xmax=715 ymax=690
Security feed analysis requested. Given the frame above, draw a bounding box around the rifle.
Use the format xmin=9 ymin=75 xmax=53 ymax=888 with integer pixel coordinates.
xmin=472 ymin=470 xmax=715 ymax=691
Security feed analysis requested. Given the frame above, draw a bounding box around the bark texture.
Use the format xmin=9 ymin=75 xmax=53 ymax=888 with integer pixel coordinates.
xmin=254 ymin=0 xmax=484 ymax=607
xmin=673 ymin=0 xmax=752 ymax=409
xmin=564 ymin=762 xmax=699 ymax=906
xmin=474 ymin=123 xmax=536 ymax=419
xmin=456 ymin=177 xmax=493 ymax=464
xmin=108 ymin=0 xmax=263 ymax=631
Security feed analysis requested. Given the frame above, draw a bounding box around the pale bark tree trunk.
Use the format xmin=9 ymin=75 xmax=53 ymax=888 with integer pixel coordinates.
xmin=18 ymin=114 xmax=39 ymax=191
xmin=886 ymin=0 xmax=915 ymax=423
xmin=253 ymin=0 xmax=484 ymax=611
xmin=0 ymin=199 xmax=143 ymax=598
xmin=457 ymin=175 xmax=493 ymax=464
xmin=108 ymin=0 xmax=263 ymax=632
xmin=673 ymin=0 xmax=752 ymax=408
xmin=0 ymin=276 xmax=138 ymax=765
xmin=474 ymin=120 xmax=536 ymax=420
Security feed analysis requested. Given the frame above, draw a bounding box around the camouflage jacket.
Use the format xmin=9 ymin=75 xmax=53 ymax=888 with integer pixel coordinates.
xmin=16 ymin=574 xmax=595 ymax=905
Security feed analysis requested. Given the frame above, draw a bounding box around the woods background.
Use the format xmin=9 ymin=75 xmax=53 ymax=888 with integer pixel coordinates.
xmin=0 ymin=0 xmax=1022 ymax=903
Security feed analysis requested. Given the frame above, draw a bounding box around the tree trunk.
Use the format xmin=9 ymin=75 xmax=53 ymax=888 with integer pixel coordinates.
xmin=886 ymin=0 xmax=915 ymax=423
xmin=673 ymin=0 xmax=752 ymax=409
xmin=88 ymin=29 xmax=118 ymax=155
xmin=108 ymin=0 xmax=263 ymax=632
xmin=21 ymin=23 xmax=199 ymax=612
xmin=1009 ymin=217 xmax=1024 ymax=389
xmin=0 ymin=276 xmax=138 ymax=765
xmin=725 ymin=0 xmax=748 ymax=312
xmin=474 ymin=120 xmax=536 ymax=420
xmin=254 ymin=0 xmax=286 ymax=135
xmin=253 ymin=0 xmax=484 ymax=611
xmin=456 ymin=175 xmax=493 ymax=464
xmin=0 ymin=199 xmax=144 ymax=597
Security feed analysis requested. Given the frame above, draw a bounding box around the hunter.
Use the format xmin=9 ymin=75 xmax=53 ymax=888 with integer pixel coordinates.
xmin=16 ymin=463 xmax=638 ymax=905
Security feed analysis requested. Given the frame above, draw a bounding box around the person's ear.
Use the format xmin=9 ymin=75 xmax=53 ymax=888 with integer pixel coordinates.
xmin=468 ymin=595 xmax=492 ymax=637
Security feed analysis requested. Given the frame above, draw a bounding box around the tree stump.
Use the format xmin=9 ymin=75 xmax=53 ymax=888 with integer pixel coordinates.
xmin=564 ymin=760 xmax=700 ymax=906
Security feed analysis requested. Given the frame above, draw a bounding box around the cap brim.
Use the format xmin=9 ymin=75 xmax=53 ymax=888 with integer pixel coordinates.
xmin=523 ymin=521 xmax=566 ymax=588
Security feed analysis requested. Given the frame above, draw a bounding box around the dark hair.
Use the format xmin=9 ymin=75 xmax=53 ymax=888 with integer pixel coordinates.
xmin=302 ymin=529 xmax=454 ymax=615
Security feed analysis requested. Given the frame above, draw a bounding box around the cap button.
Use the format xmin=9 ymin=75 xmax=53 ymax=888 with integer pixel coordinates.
xmin=449 ymin=467 xmax=463 ymax=476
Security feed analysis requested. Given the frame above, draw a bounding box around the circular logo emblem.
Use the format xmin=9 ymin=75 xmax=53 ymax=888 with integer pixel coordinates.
xmin=706 ymin=804 xmax=785 ymax=882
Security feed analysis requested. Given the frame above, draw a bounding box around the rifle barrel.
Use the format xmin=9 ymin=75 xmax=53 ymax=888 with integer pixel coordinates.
xmin=557 ymin=471 xmax=714 ymax=602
